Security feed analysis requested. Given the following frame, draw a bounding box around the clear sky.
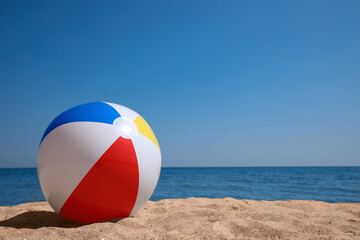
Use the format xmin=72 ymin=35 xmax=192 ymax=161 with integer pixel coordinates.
xmin=0 ymin=0 xmax=359 ymax=168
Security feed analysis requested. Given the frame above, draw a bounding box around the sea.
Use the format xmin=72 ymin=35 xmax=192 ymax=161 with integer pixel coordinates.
xmin=0 ymin=167 xmax=359 ymax=206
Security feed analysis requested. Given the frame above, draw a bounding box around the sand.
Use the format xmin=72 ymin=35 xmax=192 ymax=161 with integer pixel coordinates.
xmin=0 ymin=198 xmax=359 ymax=240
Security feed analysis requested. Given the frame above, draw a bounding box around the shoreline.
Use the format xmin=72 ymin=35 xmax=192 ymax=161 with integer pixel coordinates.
xmin=1 ymin=198 xmax=359 ymax=239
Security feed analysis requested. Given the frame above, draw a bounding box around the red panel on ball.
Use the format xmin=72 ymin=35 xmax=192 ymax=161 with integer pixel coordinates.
xmin=59 ymin=137 xmax=139 ymax=223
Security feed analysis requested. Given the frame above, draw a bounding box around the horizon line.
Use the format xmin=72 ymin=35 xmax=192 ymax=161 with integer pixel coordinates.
xmin=1 ymin=165 xmax=359 ymax=169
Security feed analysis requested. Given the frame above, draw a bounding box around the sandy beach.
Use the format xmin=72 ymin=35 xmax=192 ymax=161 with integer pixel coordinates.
xmin=0 ymin=198 xmax=359 ymax=240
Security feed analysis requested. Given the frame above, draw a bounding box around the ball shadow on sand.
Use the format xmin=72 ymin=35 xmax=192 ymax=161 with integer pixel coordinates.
xmin=0 ymin=211 xmax=88 ymax=229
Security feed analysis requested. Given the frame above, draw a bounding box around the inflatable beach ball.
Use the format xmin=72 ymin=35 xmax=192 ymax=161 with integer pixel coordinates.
xmin=37 ymin=102 xmax=161 ymax=223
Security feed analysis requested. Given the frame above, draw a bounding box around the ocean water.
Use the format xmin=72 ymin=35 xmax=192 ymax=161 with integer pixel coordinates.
xmin=0 ymin=167 xmax=359 ymax=206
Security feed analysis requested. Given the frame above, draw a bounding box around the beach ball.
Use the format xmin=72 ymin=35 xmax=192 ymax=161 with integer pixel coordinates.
xmin=37 ymin=102 xmax=161 ymax=223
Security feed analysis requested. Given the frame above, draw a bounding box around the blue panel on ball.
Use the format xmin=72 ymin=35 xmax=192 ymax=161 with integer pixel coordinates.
xmin=40 ymin=102 xmax=120 ymax=144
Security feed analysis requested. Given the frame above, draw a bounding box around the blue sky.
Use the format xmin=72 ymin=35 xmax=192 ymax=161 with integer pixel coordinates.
xmin=0 ymin=0 xmax=359 ymax=167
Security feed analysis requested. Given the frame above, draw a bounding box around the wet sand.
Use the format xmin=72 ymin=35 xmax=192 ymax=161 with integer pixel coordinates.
xmin=0 ymin=198 xmax=359 ymax=239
